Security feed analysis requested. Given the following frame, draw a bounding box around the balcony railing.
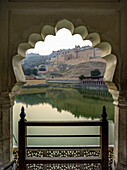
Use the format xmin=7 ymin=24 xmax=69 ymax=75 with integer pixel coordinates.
xmin=18 ymin=106 xmax=108 ymax=170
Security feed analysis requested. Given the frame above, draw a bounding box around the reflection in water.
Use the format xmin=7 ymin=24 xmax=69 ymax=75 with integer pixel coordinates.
xmin=13 ymin=87 xmax=114 ymax=146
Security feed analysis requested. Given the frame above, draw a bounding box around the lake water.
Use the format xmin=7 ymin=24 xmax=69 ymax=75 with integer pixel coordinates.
xmin=13 ymin=87 xmax=114 ymax=146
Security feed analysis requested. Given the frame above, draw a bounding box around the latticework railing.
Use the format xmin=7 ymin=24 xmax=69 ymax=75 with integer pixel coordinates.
xmin=17 ymin=106 xmax=109 ymax=170
xmin=13 ymin=146 xmax=114 ymax=169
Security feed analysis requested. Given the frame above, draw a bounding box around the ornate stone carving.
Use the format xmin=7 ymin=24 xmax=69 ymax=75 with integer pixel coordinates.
xmin=12 ymin=19 xmax=117 ymax=95
xmin=0 ymin=92 xmax=12 ymax=108
xmin=13 ymin=147 xmax=114 ymax=169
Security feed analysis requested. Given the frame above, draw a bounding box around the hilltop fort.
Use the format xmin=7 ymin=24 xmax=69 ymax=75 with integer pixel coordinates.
xmin=46 ymin=46 xmax=104 ymax=72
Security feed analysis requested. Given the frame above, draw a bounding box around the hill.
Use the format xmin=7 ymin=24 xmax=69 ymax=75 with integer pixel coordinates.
xmin=22 ymin=51 xmax=57 ymax=69
xmin=21 ymin=46 xmax=106 ymax=79
xmin=50 ymin=61 xmax=106 ymax=78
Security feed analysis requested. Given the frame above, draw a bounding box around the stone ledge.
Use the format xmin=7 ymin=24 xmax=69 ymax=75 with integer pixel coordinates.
xmin=0 ymin=160 xmax=16 ymax=170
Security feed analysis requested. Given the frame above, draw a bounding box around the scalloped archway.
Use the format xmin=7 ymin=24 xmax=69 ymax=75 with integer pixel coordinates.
xmin=11 ymin=19 xmax=117 ymax=100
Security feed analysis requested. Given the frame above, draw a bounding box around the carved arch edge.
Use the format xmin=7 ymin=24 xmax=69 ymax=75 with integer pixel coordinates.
xmin=12 ymin=19 xmax=117 ymax=96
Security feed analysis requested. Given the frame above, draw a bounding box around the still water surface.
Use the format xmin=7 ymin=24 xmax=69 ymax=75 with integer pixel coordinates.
xmin=13 ymin=87 xmax=114 ymax=146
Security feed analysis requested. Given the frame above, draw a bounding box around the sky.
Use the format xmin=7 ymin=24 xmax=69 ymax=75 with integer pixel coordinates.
xmin=27 ymin=28 xmax=92 ymax=55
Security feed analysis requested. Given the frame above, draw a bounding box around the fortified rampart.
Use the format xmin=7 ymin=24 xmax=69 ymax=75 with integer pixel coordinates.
xmin=47 ymin=46 xmax=103 ymax=72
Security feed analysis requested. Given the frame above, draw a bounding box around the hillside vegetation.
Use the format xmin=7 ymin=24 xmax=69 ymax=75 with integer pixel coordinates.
xmin=50 ymin=61 xmax=106 ymax=78
xmin=21 ymin=49 xmax=106 ymax=79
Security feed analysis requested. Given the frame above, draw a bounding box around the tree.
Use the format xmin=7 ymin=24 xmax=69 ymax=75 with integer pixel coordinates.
xmin=91 ymin=69 xmax=101 ymax=77
xmin=39 ymin=67 xmax=46 ymax=71
xmin=79 ymin=75 xmax=84 ymax=80
xmin=31 ymin=68 xmax=38 ymax=75
xmin=23 ymin=68 xmax=31 ymax=75
xmin=22 ymin=66 xmax=38 ymax=76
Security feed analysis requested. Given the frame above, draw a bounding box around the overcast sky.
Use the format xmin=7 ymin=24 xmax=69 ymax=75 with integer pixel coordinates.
xmin=27 ymin=28 xmax=92 ymax=55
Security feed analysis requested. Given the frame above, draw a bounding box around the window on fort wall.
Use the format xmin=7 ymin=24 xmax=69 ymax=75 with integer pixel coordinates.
xmin=13 ymin=28 xmax=114 ymax=148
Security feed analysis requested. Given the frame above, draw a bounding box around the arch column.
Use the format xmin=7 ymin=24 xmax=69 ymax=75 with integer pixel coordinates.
xmin=0 ymin=92 xmax=14 ymax=169
xmin=110 ymin=89 xmax=127 ymax=170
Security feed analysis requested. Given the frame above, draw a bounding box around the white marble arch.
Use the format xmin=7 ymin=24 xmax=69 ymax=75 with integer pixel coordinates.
xmin=12 ymin=19 xmax=117 ymax=97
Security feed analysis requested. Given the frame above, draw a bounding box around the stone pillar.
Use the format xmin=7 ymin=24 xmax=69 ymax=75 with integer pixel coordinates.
xmin=0 ymin=92 xmax=14 ymax=169
xmin=111 ymin=90 xmax=127 ymax=170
